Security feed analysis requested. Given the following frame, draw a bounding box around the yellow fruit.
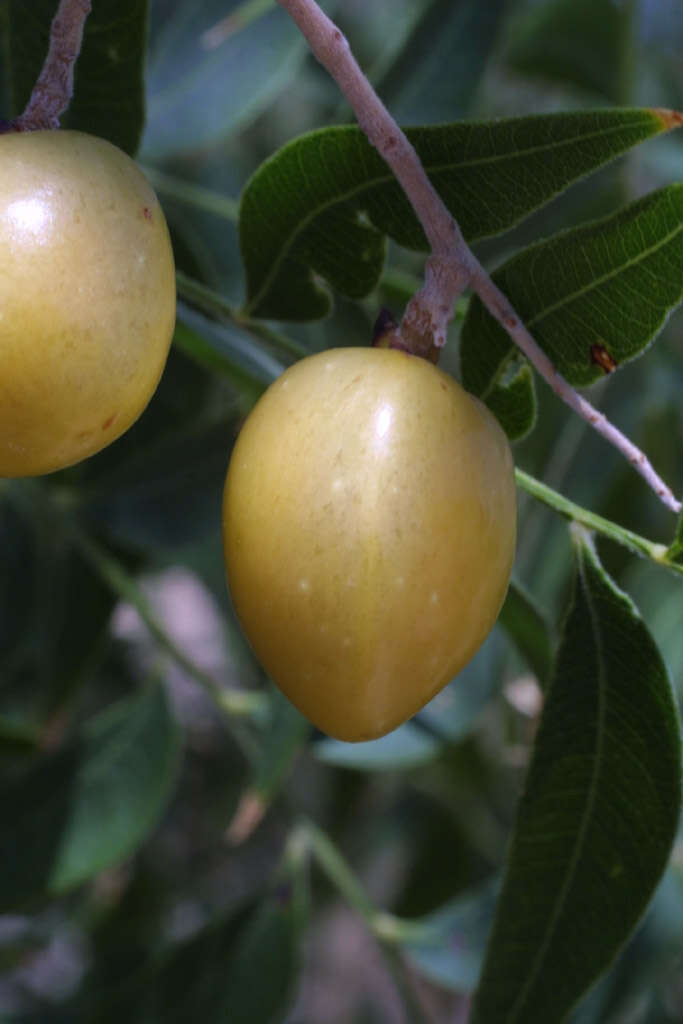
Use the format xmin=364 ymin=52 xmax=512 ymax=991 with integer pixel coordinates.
xmin=223 ymin=347 xmax=516 ymax=742
xmin=0 ymin=130 xmax=176 ymax=477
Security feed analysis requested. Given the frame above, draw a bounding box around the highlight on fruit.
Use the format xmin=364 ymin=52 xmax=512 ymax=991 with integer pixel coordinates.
xmin=0 ymin=129 xmax=176 ymax=477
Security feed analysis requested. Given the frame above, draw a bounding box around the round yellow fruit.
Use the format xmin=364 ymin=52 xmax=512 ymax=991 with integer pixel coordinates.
xmin=0 ymin=129 xmax=176 ymax=477
xmin=223 ymin=347 xmax=516 ymax=742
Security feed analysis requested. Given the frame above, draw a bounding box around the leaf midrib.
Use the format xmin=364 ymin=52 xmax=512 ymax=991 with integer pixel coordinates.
xmin=526 ymin=210 xmax=683 ymax=329
xmin=480 ymin=192 xmax=683 ymax=401
xmin=505 ymin=546 xmax=607 ymax=1024
xmin=244 ymin=116 xmax=658 ymax=314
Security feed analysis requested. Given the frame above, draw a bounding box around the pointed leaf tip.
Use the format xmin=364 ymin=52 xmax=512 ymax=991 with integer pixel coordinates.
xmin=651 ymin=108 xmax=683 ymax=132
xmin=240 ymin=109 xmax=671 ymax=321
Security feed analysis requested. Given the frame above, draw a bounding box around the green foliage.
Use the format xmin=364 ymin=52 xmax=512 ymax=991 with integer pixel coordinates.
xmin=0 ymin=684 xmax=181 ymax=909
xmin=462 ymin=184 xmax=683 ymax=438
xmin=1 ymin=1 xmax=683 ymax=1021
xmin=471 ymin=530 xmax=682 ymax=1023
xmin=240 ymin=109 xmax=670 ymax=319
xmin=135 ymin=889 xmax=305 ymax=1023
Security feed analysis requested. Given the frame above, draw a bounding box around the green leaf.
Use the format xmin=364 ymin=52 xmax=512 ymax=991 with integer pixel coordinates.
xmin=0 ymin=484 xmax=121 ymax=720
xmin=138 ymin=889 xmax=304 ymax=1023
xmin=506 ymin=0 xmax=633 ymax=104
xmin=240 ymin=108 xmax=675 ymax=320
xmin=176 ymin=303 xmax=285 ymax=396
xmin=403 ymin=878 xmax=499 ymax=993
xmin=499 ymin=580 xmax=554 ymax=686
xmin=379 ymin=0 xmax=508 ymax=122
xmin=462 ymin=184 xmax=683 ymax=439
xmin=668 ymin=508 xmax=683 ymax=563
xmin=0 ymin=684 xmax=181 ymax=909
xmin=6 ymin=0 xmax=147 ymax=153
xmin=570 ymin=869 xmax=683 ymax=1024
xmin=471 ymin=529 xmax=682 ymax=1024
xmin=142 ymin=0 xmax=313 ymax=158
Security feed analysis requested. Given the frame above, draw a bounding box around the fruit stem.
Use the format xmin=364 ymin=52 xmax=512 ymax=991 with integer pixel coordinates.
xmin=276 ymin=0 xmax=470 ymax=362
xmin=12 ymin=0 xmax=91 ymax=131
xmin=276 ymin=0 xmax=682 ymax=517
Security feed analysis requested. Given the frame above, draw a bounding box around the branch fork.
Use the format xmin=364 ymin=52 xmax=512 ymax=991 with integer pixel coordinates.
xmin=277 ymin=0 xmax=681 ymax=516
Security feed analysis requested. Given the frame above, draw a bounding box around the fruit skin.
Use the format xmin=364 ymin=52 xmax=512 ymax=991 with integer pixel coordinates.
xmin=223 ymin=347 xmax=517 ymax=743
xmin=0 ymin=130 xmax=176 ymax=477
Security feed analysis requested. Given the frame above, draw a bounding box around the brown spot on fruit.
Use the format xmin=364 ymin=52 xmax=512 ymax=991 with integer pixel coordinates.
xmin=142 ymin=207 xmax=153 ymax=221
xmin=102 ymin=414 xmax=116 ymax=430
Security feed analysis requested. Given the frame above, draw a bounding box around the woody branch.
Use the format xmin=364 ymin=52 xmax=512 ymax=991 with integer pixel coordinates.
xmin=12 ymin=0 xmax=91 ymax=132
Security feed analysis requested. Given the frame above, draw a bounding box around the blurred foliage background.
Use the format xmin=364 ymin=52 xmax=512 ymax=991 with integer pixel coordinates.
xmin=0 ymin=0 xmax=682 ymax=1021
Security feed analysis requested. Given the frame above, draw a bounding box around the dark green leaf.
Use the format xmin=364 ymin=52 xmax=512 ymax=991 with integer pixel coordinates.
xmin=499 ymin=580 xmax=554 ymax=686
xmin=6 ymin=0 xmax=147 ymax=153
xmin=0 ymin=483 xmax=120 ymax=719
xmin=139 ymin=890 xmax=304 ymax=1023
xmin=0 ymin=3 xmax=10 ymax=116
xmin=471 ymin=529 xmax=682 ymax=1024
xmin=481 ymin=359 xmax=537 ymax=444
xmin=0 ymin=714 xmax=39 ymax=754
xmin=506 ymin=0 xmax=633 ymax=103
xmin=570 ymin=869 xmax=683 ymax=1024
xmin=0 ymin=684 xmax=181 ymax=909
xmin=240 ymin=108 xmax=674 ymax=320
xmin=668 ymin=508 xmax=683 ymax=563
xmin=462 ymin=184 xmax=683 ymax=439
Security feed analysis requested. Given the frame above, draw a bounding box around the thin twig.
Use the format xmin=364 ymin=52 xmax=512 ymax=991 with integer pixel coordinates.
xmin=277 ymin=0 xmax=472 ymax=360
xmin=471 ymin=262 xmax=682 ymax=515
xmin=13 ymin=0 xmax=91 ymax=131
xmin=276 ymin=0 xmax=681 ymax=516
xmin=514 ymin=469 xmax=681 ymax=574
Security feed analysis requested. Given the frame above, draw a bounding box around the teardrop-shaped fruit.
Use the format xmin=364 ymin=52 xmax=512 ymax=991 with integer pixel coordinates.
xmin=223 ymin=347 xmax=516 ymax=742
